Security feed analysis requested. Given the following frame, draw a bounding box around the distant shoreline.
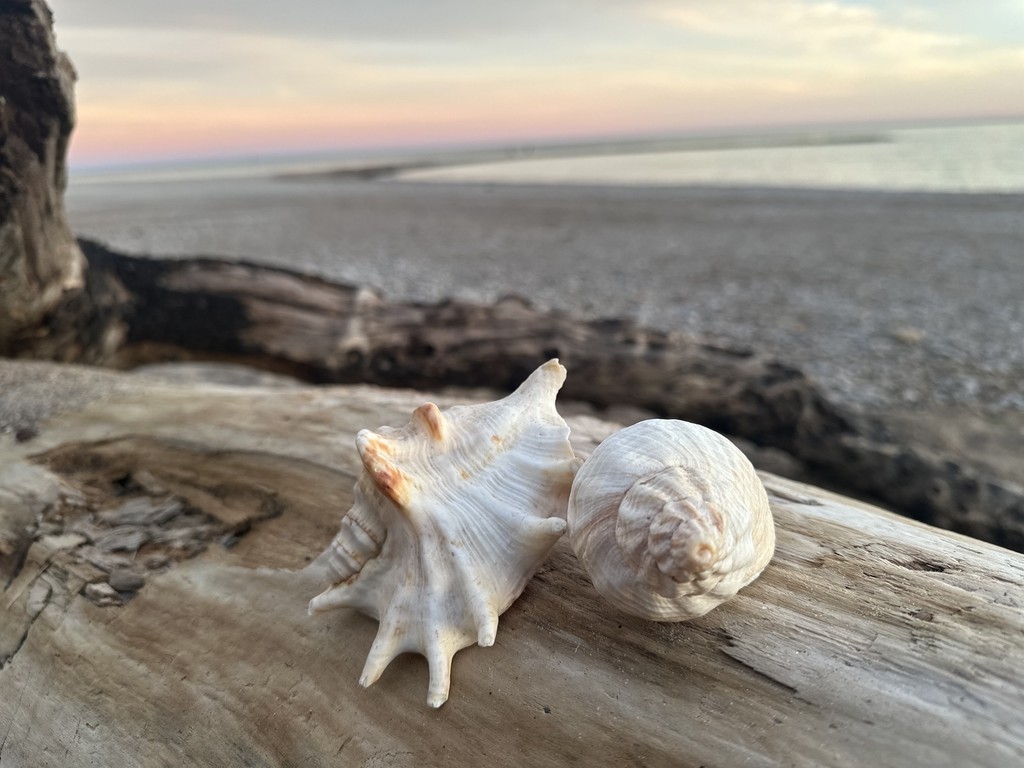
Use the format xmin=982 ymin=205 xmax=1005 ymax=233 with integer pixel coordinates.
xmin=64 ymin=173 xmax=1024 ymax=418
xmin=67 ymin=121 xmax=1024 ymax=194
xmin=272 ymin=130 xmax=890 ymax=183
xmin=69 ymin=129 xmax=891 ymax=187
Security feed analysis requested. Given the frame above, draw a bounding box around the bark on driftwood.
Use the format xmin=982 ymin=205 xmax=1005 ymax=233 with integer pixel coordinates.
xmin=0 ymin=0 xmax=83 ymax=353
xmin=36 ymin=239 xmax=1016 ymax=553
xmin=0 ymin=362 xmax=1022 ymax=768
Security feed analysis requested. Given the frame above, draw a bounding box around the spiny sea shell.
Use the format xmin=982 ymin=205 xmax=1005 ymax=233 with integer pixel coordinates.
xmin=309 ymin=360 xmax=580 ymax=707
xmin=567 ymin=419 xmax=775 ymax=621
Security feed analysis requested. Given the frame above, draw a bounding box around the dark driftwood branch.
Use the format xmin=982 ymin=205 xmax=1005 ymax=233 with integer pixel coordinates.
xmin=0 ymin=0 xmax=83 ymax=349
xmin=22 ymin=239 xmax=1015 ymax=551
xmin=2 ymin=1 xmax=1020 ymax=552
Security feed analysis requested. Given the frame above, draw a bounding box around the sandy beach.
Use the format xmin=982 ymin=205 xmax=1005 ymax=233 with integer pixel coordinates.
xmin=65 ymin=177 xmax=1024 ymax=477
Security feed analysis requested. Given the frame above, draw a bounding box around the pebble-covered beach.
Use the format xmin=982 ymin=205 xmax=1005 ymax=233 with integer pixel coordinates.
xmin=66 ymin=178 xmax=1024 ymax=419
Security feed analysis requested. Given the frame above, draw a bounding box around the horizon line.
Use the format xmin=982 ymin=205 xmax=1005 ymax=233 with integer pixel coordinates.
xmin=66 ymin=113 xmax=1024 ymax=176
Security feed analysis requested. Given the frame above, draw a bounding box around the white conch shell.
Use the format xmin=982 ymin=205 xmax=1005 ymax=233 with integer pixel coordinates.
xmin=309 ymin=360 xmax=580 ymax=707
xmin=567 ymin=419 xmax=775 ymax=621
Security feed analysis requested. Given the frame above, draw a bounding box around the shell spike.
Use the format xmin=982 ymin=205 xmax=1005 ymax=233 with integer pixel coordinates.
xmin=308 ymin=579 xmax=356 ymax=615
xmin=356 ymin=429 xmax=410 ymax=506
xmin=521 ymin=515 xmax=568 ymax=547
xmin=425 ymin=641 xmax=454 ymax=709
xmin=475 ymin=606 xmax=499 ymax=647
xmin=359 ymin=626 xmax=404 ymax=688
xmin=513 ymin=358 xmax=566 ymax=397
xmin=413 ymin=402 xmax=446 ymax=442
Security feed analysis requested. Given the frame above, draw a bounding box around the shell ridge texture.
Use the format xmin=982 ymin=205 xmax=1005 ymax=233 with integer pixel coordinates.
xmin=567 ymin=419 xmax=775 ymax=622
xmin=309 ymin=360 xmax=576 ymax=707
xmin=310 ymin=367 xmax=776 ymax=707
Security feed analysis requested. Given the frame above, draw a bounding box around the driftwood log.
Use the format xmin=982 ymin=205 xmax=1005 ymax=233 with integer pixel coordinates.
xmin=27 ymin=238 xmax=1016 ymax=554
xmin=1 ymin=362 xmax=1022 ymax=767
xmin=0 ymin=0 xmax=83 ymax=352
xmin=2 ymin=2 xmax=1021 ymax=554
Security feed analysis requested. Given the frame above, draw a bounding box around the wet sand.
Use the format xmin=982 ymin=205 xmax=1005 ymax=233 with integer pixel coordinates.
xmin=64 ymin=177 xmax=1024 ymax=477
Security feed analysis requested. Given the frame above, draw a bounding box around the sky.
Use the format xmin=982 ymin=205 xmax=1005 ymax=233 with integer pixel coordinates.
xmin=46 ymin=0 xmax=1024 ymax=168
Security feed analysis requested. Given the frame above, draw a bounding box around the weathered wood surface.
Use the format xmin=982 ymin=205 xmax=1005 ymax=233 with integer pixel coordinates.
xmin=31 ymin=239 xmax=1014 ymax=554
xmin=0 ymin=0 xmax=83 ymax=352
xmin=1 ymin=362 xmax=1021 ymax=768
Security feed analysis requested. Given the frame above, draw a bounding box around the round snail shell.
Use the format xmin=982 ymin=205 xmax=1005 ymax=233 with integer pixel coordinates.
xmin=567 ymin=419 xmax=775 ymax=621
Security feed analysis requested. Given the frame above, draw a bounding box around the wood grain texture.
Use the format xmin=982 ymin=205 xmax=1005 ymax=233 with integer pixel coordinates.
xmin=48 ymin=239 xmax=1022 ymax=552
xmin=1 ymin=364 xmax=1021 ymax=768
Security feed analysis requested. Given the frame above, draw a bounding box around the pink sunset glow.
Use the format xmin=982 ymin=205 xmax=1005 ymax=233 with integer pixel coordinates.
xmin=46 ymin=0 xmax=1024 ymax=167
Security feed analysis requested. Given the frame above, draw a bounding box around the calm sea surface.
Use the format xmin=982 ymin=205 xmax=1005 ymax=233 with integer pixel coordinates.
xmin=398 ymin=123 xmax=1024 ymax=193
xmin=72 ymin=122 xmax=1024 ymax=194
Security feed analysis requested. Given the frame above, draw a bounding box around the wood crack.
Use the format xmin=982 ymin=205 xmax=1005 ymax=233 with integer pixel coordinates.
xmin=0 ymin=572 xmax=52 ymax=672
xmin=718 ymin=647 xmax=800 ymax=698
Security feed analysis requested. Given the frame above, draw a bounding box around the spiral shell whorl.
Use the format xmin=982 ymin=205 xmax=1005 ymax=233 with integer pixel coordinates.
xmin=568 ymin=420 xmax=775 ymax=622
xmin=319 ymin=481 xmax=388 ymax=590
xmin=615 ymin=465 xmax=726 ymax=597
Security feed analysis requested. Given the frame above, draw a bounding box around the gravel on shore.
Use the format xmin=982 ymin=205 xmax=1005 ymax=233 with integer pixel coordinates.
xmin=66 ymin=177 xmax=1024 ymax=423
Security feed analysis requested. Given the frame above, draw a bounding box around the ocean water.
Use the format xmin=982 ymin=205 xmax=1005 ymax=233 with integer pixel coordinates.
xmin=398 ymin=122 xmax=1024 ymax=193
xmin=71 ymin=121 xmax=1024 ymax=194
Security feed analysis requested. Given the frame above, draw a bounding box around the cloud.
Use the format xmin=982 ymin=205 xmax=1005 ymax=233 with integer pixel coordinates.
xmin=674 ymin=1 xmax=1021 ymax=50
xmin=642 ymin=1 xmax=1024 ymax=86
xmin=49 ymin=0 xmax=1024 ymax=165
xmin=50 ymin=0 xmax=626 ymax=42
xmin=649 ymin=1 xmax=966 ymax=58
